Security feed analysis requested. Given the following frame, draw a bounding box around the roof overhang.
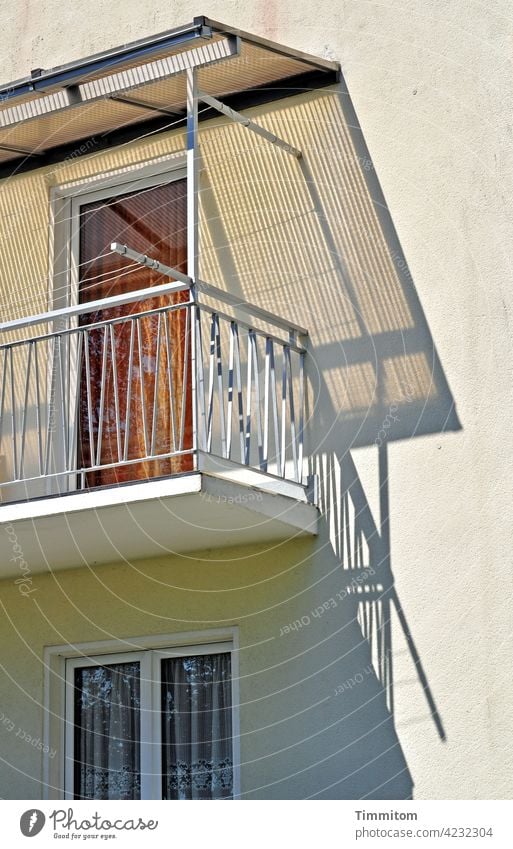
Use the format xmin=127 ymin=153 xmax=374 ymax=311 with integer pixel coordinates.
xmin=0 ymin=16 xmax=339 ymax=176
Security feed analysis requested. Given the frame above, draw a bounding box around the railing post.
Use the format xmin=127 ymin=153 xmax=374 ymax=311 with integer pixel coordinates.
xmin=187 ymin=66 xmax=199 ymax=467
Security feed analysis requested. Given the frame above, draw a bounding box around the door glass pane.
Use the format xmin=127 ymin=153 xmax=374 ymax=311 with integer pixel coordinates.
xmin=77 ymin=180 xmax=192 ymax=487
xmin=73 ymin=661 xmax=141 ymax=800
xmin=161 ymin=652 xmax=233 ymax=799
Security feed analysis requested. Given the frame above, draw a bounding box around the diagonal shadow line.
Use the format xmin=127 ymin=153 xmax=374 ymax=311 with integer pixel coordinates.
xmin=389 ymin=587 xmax=446 ymax=741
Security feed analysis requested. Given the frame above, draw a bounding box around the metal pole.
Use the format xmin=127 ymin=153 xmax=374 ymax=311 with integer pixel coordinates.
xmin=199 ymin=92 xmax=302 ymax=159
xmin=187 ymin=67 xmax=200 ymax=467
xmin=111 ymin=242 xmax=192 ymax=285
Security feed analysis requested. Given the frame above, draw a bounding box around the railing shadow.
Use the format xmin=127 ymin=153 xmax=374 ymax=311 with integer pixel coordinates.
xmin=320 ymin=446 xmax=446 ymax=742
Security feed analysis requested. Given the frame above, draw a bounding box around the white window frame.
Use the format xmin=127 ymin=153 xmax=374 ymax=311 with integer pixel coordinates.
xmin=47 ymin=155 xmax=187 ymax=495
xmin=68 ymin=162 xmax=187 ymax=312
xmin=43 ymin=627 xmax=240 ymax=801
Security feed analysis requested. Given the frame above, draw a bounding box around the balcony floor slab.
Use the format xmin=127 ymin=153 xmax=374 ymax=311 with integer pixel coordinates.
xmin=0 ymin=470 xmax=318 ymax=577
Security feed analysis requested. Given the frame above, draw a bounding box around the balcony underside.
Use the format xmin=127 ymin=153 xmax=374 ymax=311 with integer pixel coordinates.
xmin=0 ymin=465 xmax=317 ymax=577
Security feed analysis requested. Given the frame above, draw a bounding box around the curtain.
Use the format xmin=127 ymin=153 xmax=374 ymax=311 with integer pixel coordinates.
xmin=161 ymin=653 xmax=233 ymax=800
xmin=73 ymin=661 xmax=141 ymax=800
xmin=78 ymin=180 xmax=192 ymax=487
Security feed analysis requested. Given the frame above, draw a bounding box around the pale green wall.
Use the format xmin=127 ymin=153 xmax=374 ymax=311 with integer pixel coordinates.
xmin=0 ymin=538 xmax=408 ymax=800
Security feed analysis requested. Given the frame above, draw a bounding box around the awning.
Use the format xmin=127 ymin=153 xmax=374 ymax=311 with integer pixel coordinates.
xmin=0 ymin=16 xmax=339 ymax=172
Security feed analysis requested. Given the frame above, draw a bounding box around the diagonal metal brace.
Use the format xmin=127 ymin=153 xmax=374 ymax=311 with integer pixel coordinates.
xmin=199 ymin=91 xmax=302 ymax=159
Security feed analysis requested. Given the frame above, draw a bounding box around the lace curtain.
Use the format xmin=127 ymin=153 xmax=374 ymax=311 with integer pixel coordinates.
xmin=73 ymin=652 xmax=233 ymax=800
xmin=74 ymin=661 xmax=141 ymax=800
xmin=161 ymin=652 xmax=233 ymax=800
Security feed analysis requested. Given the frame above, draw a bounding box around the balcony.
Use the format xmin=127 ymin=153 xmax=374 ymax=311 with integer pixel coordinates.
xmin=0 ymin=257 xmax=317 ymax=575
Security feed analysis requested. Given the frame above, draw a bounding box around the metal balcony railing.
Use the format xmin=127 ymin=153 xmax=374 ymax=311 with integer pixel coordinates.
xmin=0 ymin=277 xmax=307 ymax=502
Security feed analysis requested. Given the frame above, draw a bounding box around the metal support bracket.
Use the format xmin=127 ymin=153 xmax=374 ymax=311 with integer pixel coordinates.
xmin=111 ymin=242 xmax=192 ymax=286
xmin=199 ymin=91 xmax=302 ymax=159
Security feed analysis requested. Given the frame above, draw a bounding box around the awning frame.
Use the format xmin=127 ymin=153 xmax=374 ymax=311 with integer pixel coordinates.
xmin=0 ymin=16 xmax=339 ymax=173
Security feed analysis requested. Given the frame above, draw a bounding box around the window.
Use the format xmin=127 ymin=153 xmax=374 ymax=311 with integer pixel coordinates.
xmin=64 ymin=643 xmax=234 ymax=800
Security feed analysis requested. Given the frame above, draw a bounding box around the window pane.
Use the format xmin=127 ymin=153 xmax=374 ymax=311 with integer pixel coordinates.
xmin=161 ymin=652 xmax=233 ymax=799
xmin=73 ymin=661 xmax=140 ymax=800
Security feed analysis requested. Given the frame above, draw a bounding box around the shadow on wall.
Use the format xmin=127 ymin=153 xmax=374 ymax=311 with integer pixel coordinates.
xmin=200 ymin=74 xmax=459 ymax=798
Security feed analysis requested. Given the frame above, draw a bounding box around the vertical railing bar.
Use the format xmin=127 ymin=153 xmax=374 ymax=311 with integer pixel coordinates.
xmin=378 ymin=599 xmax=384 ymax=686
xmin=233 ymin=323 xmax=245 ymax=464
xmin=95 ymin=325 xmax=109 ymax=467
xmin=9 ymin=347 xmax=18 ymax=480
xmin=359 ymin=527 xmax=365 ymax=569
xmin=332 ymin=467 xmax=340 ymax=562
xmin=83 ymin=328 xmax=95 ymax=474
xmin=66 ymin=324 xmax=72 ymax=469
xmin=216 ymin=315 xmax=227 ymax=458
xmin=251 ymin=330 xmax=264 ymax=470
xmin=44 ymin=336 xmax=55 ymax=477
xmin=262 ymin=338 xmax=271 ymax=472
xmin=354 ymin=513 xmax=362 ymax=570
xmin=136 ymin=318 xmax=149 ymax=458
xmin=344 ymin=491 xmax=352 ymax=571
xmin=206 ymin=313 xmax=216 ymax=453
xmin=179 ymin=306 xmax=191 ymax=452
xmin=354 ymin=524 xmax=360 ymax=569
xmin=298 ymin=350 xmax=305 ymax=484
xmin=0 ymin=347 xmax=8 ymax=458
xmin=384 ymin=603 xmax=389 ymax=696
xmin=109 ymin=323 xmax=122 ymax=463
xmin=150 ymin=313 xmax=162 ymax=457
xmin=382 ymin=600 xmax=388 ymax=703
xmin=360 ymin=600 xmax=368 ymax=641
xmin=368 ymin=598 xmax=375 ymax=664
xmin=123 ymin=319 xmax=135 ymax=462
xmin=269 ymin=340 xmax=281 ymax=475
xmin=280 ymin=345 xmax=287 ymax=478
xmin=193 ymin=306 xmax=207 ymax=452
xmin=19 ymin=342 xmax=33 ymax=480
xmin=226 ymin=322 xmax=235 ymax=460
xmin=67 ymin=330 xmax=83 ymax=472
xmin=371 ymin=599 xmax=385 ymax=687
xmin=163 ymin=310 xmax=177 ymax=454
xmin=386 ymin=605 xmax=391 ymax=702
xmin=189 ymin=300 xmax=197 ymax=463
xmin=286 ymin=345 xmax=298 ymax=482
xmin=244 ymin=330 xmax=253 ymax=466
xmin=58 ymin=333 xmax=69 ymax=470
xmin=34 ymin=341 xmax=44 ymax=476
xmin=372 ymin=599 xmax=379 ymax=685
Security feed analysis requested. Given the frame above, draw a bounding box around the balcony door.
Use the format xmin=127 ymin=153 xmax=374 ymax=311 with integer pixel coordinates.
xmin=76 ymin=177 xmax=192 ymax=487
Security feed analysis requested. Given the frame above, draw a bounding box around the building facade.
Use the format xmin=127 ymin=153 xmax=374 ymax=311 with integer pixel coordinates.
xmin=0 ymin=2 xmax=510 ymax=801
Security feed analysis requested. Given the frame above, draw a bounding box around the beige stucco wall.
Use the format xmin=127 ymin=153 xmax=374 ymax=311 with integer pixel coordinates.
xmin=0 ymin=0 xmax=511 ymax=801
